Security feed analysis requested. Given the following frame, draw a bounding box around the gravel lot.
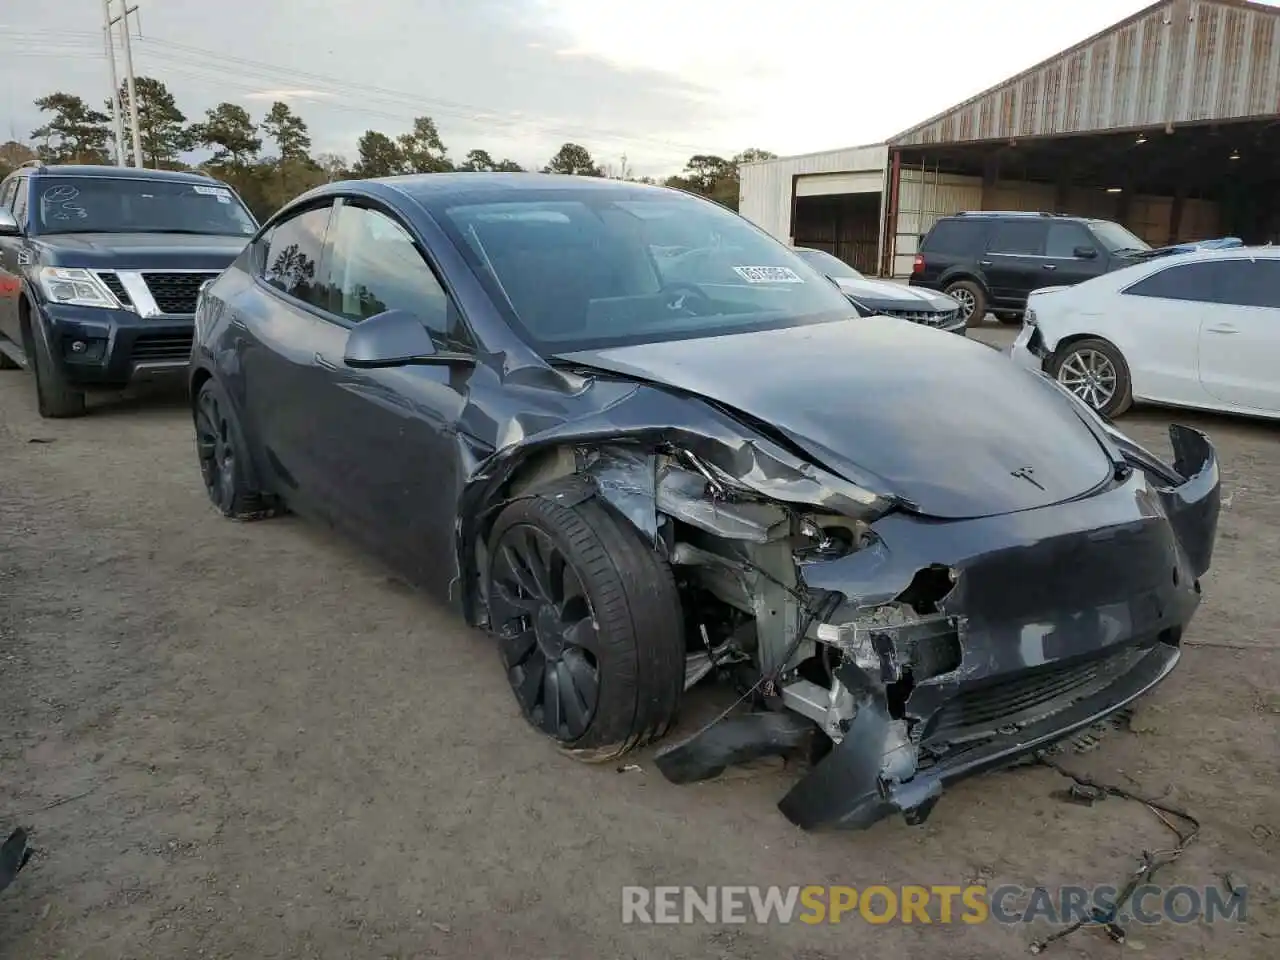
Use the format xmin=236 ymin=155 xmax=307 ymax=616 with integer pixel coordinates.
xmin=1 ymin=325 xmax=1276 ymax=959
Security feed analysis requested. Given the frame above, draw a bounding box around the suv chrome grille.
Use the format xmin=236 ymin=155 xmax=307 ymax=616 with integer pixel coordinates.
xmin=141 ymin=272 xmax=221 ymax=315
xmin=882 ymin=308 xmax=959 ymax=328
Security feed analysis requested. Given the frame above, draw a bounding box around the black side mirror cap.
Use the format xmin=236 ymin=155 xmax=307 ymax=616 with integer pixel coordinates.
xmin=344 ymin=309 xmax=441 ymax=369
xmin=1074 ymin=245 xmax=1098 ymax=259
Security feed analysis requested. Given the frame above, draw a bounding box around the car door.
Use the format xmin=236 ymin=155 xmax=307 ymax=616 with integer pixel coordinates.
xmin=1195 ymin=257 xmax=1280 ymax=413
xmin=1117 ymin=259 xmax=1223 ymax=405
xmin=307 ymin=198 xmax=477 ymax=596
xmin=983 ymin=219 xmax=1049 ymax=308
xmin=0 ymin=176 xmax=24 ymax=345
xmin=1043 ymin=221 xmax=1109 ymax=287
xmin=236 ymin=200 xmax=339 ymax=518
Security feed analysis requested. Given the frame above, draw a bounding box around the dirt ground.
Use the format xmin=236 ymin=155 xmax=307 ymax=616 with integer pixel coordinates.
xmin=0 ymin=325 xmax=1276 ymax=959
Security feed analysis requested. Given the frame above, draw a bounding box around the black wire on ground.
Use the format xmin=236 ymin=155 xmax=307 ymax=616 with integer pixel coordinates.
xmin=1028 ymin=754 xmax=1202 ymax=954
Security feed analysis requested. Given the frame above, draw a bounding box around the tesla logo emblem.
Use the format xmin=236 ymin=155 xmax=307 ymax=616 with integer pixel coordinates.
xmin=1011 ymin=466 xmax=1045 ymax=490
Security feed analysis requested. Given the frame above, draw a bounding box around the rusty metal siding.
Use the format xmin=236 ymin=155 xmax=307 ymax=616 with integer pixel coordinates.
xmin=890 ymin=0 xmax=1280 ymax=146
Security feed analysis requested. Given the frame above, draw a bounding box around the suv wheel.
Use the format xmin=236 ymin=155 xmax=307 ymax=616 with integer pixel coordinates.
xmin=945 ymin=280 xmax=987 ymax=328
xmin=32 ymin=326 xmax=87 ymax=419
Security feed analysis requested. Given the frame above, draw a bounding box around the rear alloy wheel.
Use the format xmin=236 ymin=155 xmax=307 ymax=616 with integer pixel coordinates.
xmin=945 ymin=280 xmax=987 ymax=328
xmin=1050 ymin=337 xmax=1133 ymax=418
xmin=487 ymin=489 xmax=684 ymax=760
xmin=194 ymin=379 xmax=276 ymax=520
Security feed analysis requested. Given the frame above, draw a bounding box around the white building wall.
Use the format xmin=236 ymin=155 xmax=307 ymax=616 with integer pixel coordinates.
xmin=738 ymin=144 xmax=889 ymax=243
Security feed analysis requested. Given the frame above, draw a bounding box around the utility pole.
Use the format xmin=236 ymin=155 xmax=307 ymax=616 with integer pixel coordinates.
xmin=102 ymin=0 xmax=126 ymax=165
xmin=106 ymin=1 xmax=144 ymax=168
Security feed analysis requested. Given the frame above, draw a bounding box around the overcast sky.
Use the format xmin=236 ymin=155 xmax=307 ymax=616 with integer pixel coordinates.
xmin=2 ymin=0 xmax=1270 ymax=177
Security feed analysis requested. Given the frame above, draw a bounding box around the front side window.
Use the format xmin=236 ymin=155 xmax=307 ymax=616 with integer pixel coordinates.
xmin=322 ymin=203 xmax=472 ymax=351
xmin=0 ymin=178 xmax=16 ymax=212
xmin=438 ymin=189 xmax=852 ymax=352
xmin=262 ymin=204 xmax=332 ymax=304
xmin=1123 ymin=260 xmax=1226 ymax=303
xmin=10 ymin=178 xmax=27 ymax=227
xmin=988 ymin=220 xmax=1047 ymax=256
xmin=1045 ymin=222 xmax=1095 ymax=258
xmin=1210 ymin=258 xmax=1280 ymax=309
xmin=31 ymin=176 xmax=258 ymax=237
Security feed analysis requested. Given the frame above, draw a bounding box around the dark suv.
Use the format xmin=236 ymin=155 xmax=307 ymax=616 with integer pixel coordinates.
xmin=0 ymin=162 xmax=257 ymax=417
xmin=908 ymin=211 xmax=1151 ymax=327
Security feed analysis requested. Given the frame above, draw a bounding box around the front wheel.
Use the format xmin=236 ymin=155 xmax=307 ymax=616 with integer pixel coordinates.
xmin=32 ymin=327 xmax=86 ymax=418
xmin=487 ymin=488 xmax=685 ymax=761
xmin=1050 ymin=337 xmax=1133 ymax=418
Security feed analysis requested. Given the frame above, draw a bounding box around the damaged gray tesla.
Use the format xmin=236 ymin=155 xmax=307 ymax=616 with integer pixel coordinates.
xmin=189 ymin=173 xmax=1221 ymax=831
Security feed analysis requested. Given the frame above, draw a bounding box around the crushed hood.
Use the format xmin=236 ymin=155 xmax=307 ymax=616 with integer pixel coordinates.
xmin=559 ymin=317 xmax=1116 ymax=519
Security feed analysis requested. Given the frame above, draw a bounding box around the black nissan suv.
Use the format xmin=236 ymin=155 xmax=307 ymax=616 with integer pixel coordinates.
xmin=908 ymin=211 xmax=1152 ymax=327
xmin=0 ymin=162 xmax=257 ymax=417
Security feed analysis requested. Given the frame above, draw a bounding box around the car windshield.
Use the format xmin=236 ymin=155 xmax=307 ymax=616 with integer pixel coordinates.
xmin=796 ymin=247 xmax=864 ymax=280
xmin=1089 ymin=220 xmax=1150 ymax=254
xmin=439 ymin=190 xmax=854 ymax=352
xmin=32 ymin=176 xmax=258 ymax=237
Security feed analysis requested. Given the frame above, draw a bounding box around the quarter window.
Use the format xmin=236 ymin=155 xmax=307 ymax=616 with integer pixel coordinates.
xmin=988 ymin=220 xmax=1047 ymax=256
xmin=262 ymin=204 xmax=332 ymax=305
xmin=323 ymin=203 xmax=472 ymax=350
xmin=1123 ymin=261 xmax=1227 ymax=303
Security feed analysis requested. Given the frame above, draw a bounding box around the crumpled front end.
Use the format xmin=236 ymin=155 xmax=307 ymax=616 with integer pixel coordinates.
xmin=654 ymin=425 xmax=1220 ymax=830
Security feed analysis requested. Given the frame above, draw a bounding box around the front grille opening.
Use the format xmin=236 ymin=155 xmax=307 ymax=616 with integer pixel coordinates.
xmin=132 ymin=331 xmax=193 ymax=362
xmin=141 ymin=272 xmax=219 ymax=315
xmin=97 ymin=271 xmax=132 ymax=307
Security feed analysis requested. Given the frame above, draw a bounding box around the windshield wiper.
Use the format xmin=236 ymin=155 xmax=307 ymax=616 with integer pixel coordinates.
xmin=1111 ymin=247 xmax=1147 ymax=256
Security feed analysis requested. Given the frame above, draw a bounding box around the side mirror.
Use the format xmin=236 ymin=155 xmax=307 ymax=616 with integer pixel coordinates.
xmin=1074 ymin=245 xmax=1098 ymax=259
xmin=343 ymin=309 xmax=440 ymax=369
xmin=0 ymin=209 xmax=20 ymax=236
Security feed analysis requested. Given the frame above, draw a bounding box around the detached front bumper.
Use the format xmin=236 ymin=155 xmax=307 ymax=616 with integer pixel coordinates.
xmin=657 ymin=427 xmax=1221 ymax=831
xmin=42 ymin=303 xmax=193 ymax=388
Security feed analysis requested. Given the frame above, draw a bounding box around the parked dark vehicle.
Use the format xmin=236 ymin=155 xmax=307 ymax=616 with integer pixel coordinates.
xmin=793 ymin=247 xmax=964 ymax=333
xmin=190 ymin=174 xmax=1220 ymax=830
xmin=909 ymin=211 xmax=1152 ymax=327
xmin=0 ymin=162 xmax=257 ymax=417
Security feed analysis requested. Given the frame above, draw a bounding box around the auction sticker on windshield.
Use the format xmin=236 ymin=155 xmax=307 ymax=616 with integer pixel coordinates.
xmin=733 ymin=265 xmax=805 ymax=284
xmin=193 ymin=185 xmax=234 ymax=203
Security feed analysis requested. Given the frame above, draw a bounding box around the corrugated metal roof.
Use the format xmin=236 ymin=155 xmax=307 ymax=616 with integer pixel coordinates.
xmin=889 ymin=0 xmax=1280 ymax=146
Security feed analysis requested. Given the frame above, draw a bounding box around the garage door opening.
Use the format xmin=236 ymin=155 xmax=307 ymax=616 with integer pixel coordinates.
xmin=793 ymin=193 xmax=881 ymax=275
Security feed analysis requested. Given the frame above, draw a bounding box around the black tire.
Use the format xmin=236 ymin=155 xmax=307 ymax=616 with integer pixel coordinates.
xmin=1049 ymin=337 xmax=1133 ymax=419
xmin=31 ymin=326 xmax=86 ymax=418
xmin=945 ymin=279 xmax=987 ymax=328
xmin=996 ymin=312 xmax=1022 ymax=326
xmin=487 ymin=488 xmax=685 ymax=761
xmin=193 ymin=378 xmax=277 ymax=520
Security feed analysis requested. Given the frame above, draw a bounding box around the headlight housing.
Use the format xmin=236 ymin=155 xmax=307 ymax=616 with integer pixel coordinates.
xmin=36 ymin=267 xmax=122 ymax=309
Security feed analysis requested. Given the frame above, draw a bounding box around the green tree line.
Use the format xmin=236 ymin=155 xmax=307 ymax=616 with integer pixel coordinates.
xmin=0 ymin=78 xmax=774 ymax=219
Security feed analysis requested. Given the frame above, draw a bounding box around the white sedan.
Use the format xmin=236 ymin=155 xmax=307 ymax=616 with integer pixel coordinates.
xmin=1010 ymin=246 xmax=1280 ymax=419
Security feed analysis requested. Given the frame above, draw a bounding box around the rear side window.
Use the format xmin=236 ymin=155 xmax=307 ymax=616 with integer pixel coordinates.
xmin=989 ymin=220 xmax=1047 ymax=255
xmin=262 ymin=204 xmax=332 ymax=305
xmin=1212 ymin=259 xmax=1280 ymax=309
xmin=1123 ymin=261 xmax=1226 ymax=303
xmin=921 ymin=219 xmax=987 ymax=255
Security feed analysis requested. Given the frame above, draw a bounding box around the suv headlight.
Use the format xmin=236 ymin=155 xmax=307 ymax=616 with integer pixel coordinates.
xmin=37 ymin=267 xmax=122 ymax=309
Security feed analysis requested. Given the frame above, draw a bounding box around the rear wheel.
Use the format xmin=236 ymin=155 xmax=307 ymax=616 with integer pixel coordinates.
xmin=1050 ymin=337 xmax=1133 ymax=418
xmin=945 ymin=280 xmax=987 ymax=328
xmin=194 ymin=378 xmax=277 ymax=520
xmin=32 ymin=326 xmax=86 ymax=418
xmin=487 ymin=488 xmax=685 ymax=761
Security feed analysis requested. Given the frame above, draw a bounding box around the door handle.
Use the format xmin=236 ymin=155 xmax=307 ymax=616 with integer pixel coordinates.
xmin=1206 ymin=324 xmax=1238 ymax=335
xmin=979 ymin=260 xmax=992 ymax=267
xmin=1042 ymin=264 xmax=1057 ymax=271
xmin=314 ymin=352 xmax=339 ymax=370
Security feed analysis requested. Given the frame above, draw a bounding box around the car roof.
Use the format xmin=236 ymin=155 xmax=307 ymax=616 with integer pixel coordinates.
xmin=24 ymin=164 xmax=223 ymax=185
xmin=1140 ymin=244 xmax=1280 ymax=264
xmin=352 ymin=171 xmax=676 ymax=203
